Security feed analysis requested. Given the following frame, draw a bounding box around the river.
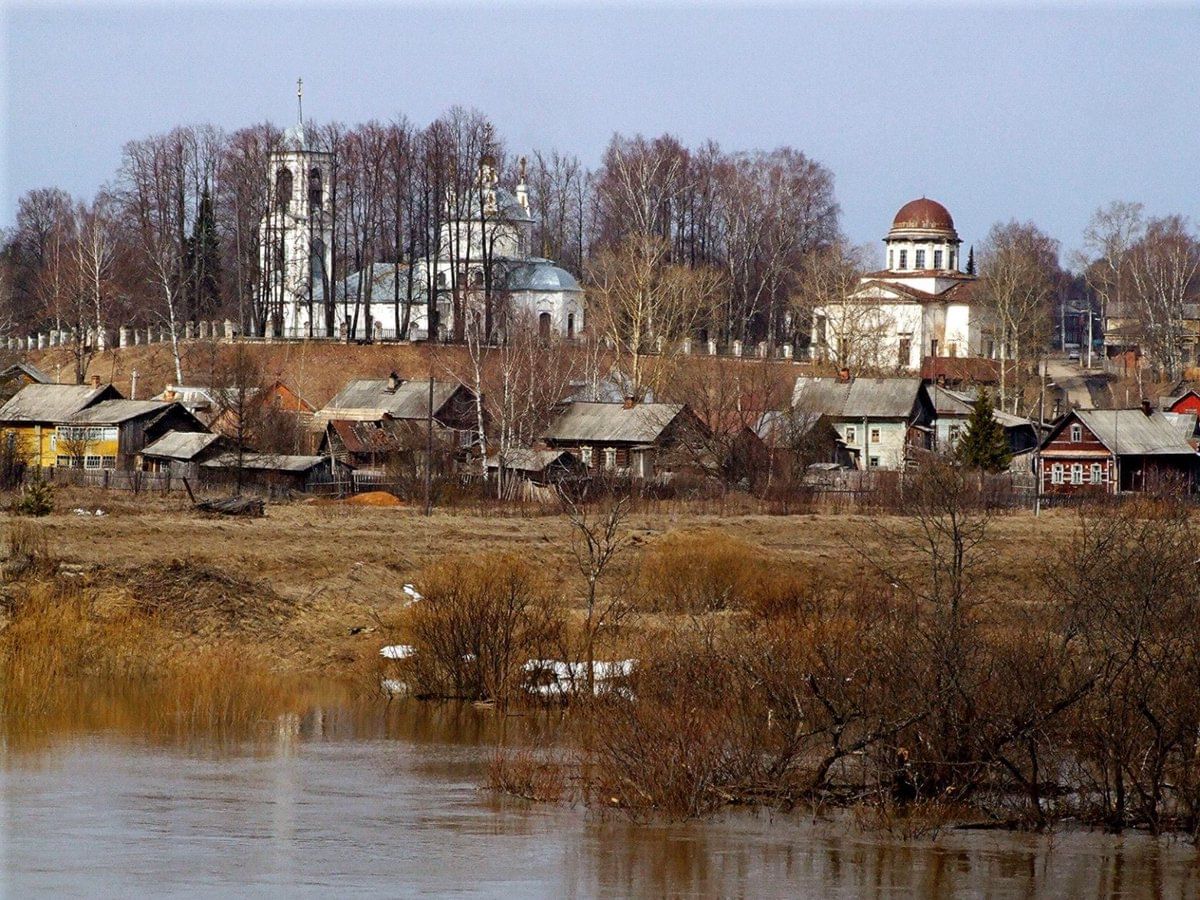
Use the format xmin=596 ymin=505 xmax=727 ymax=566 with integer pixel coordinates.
xmin=3 ymin=698 xmax=1198 ymax=897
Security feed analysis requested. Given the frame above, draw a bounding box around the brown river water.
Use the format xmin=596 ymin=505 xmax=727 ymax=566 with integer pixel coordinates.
xmin=3 ymin=698 xmax=1198 ymax=897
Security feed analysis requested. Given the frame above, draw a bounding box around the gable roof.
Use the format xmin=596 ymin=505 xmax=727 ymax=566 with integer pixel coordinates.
xmin=68 ymin=399 xmax=176 ymax=425
xmin=141 ymin=431 xmax=223 ymax=460
xmin=1052 ymin=409 xmax=1199 ymax=456
xmin=319 ymin=378 xmax=464 ymax=422
xmin=792 ymin=377 xmax=925 ymax=419
xmin=0 ymin=362 xmax=50 ymax=384
xmin=545 ymin=401 xmax=685 ymax=444
xmin=928 ymin=385 xmax=1034 ymax=429
xmin=0 ymin=382 xmax=121 ymax=423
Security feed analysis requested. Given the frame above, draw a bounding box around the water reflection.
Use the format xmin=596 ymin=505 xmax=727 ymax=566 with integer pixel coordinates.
xmin=3 ymin=695 xmax=1198 ymax=897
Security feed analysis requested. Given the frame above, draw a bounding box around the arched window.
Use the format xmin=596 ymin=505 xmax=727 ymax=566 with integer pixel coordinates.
xmin=275 ymin=168 xmax=294 ymax=212
xmin=538 ymin=312 xmax=552 ymax=340
xmin=275 ymin=240 xmax=286 ymax=273
xmin=567 ymin=313 xmax=575 ymax=339
xmin=308 ymin=168 xmax=323 ymax=208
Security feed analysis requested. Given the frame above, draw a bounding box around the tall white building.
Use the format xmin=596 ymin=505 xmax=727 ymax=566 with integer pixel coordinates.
xmin=814 ymin=199 xmax=992 ymax=371
xmin=261 ymin=108 xmax=583 ymax=341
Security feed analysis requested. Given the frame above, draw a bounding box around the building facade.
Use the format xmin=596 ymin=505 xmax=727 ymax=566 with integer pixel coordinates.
xmin=814 ymin=199 xmax=992 ymax=371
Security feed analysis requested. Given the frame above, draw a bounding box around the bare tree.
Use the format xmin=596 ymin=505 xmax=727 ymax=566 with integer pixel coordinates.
xmin=1124 ymin=216 xmax=1200 ymax=381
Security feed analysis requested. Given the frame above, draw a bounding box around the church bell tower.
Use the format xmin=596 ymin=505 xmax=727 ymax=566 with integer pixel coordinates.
xmin=260 ymin=79 xmax=334 ymax=337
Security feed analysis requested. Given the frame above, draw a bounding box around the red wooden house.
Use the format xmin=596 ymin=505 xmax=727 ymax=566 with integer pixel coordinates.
xmin=1038 ymin=406 xmax=1199 ymax=495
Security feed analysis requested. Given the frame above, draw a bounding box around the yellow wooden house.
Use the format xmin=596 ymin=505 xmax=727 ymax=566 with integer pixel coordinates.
xmin=0 ymin=381 xmax=122 ymax=468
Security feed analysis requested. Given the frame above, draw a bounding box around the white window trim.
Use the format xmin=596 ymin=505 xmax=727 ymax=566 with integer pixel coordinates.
xmin=1070 ymin=463 xmax=1083 ymax=485
xmin=1051 ymin=463 xmax=1064 ymax=485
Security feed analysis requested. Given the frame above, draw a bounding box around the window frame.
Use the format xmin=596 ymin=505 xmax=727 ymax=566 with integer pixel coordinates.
xmin=1090 ymin=463 xmax=1103 ymax=484
xmin=1051 ymin=463 xmax=1064 ymax=485
xmin=1070 ymin=463 xmax=1084 ymax=485
xmin=1070 ymin=424 xmax=1082 ymax=443
xmin=915 ymin=249 xmax=926 ymax=269
xmin=844 ymin=425 xmax=857 ymax=444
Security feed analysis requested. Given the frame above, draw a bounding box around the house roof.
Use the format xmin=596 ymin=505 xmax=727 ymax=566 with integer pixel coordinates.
xmin=791 ymin=377 xmax=925 ymax=419
xmin=141 ymin=431 xmax=222 ymax=460
xmin=319 ymin=378 xmax=464 ymax=422
xmin=201 ymin=452 xmax=325 ymax=473
xmin=484 ymin=448 xmax=576 ymax=473
xmin=68 ymin=399 xmax=173 ymax=425
xmin=928 ymin=385 xmax=1034 ymax=429
xmin=0 ymin=362 xmax=50 ymax=384
xmin=0 ymin=382 xmax=119 ymax=423
xmin=545 ymin=401 xmax=685 ymax=444
xmin=1061 ymin=409 xmax=1199 ymax=456
xmin=328 ymin=418 xmax=441 ymax=453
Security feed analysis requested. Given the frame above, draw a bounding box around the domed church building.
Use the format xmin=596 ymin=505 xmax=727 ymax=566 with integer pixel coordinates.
xmin=813 ymin=199 xmax=993 ymax=371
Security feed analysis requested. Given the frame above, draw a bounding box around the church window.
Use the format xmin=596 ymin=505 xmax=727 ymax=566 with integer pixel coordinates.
xmin=933 ymin=249 xmax=943 ymax=269
xmin=275 ymin=168 xmax=294 ymax=212
xmin=898 ymin=336 xmax=911 ymax=367
xmin=888 ymin=249 xmax=894 ymax=269
xmin=930 ymin=339 xmax=939 ymax=357
xmin=472 ymin=269 xmax=484 ymax=287
xmin=567 ymin=313 xmax=576 ymax=339
xmin=275 ymin=240 xmax=286 ymax=273
xmin=308 ymin=168 xmax=323 ymax=208
xmin=436 ymin=272 xmax=447 ymax=288
xmin=898 ymin=249 xmax=908 ymax=269
xmin=949 ymin=251 xmax=956 ymax=270
xmin=915 ymin=249 xmax=926 ymax=268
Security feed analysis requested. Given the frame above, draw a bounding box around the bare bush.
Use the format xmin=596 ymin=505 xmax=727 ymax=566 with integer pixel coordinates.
xmin=406 ymin=552 xmax=565 ymax=706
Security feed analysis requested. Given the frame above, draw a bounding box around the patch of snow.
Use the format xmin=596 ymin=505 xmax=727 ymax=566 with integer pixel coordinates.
xmin=380 ymin=644 xmax=415 ymax=660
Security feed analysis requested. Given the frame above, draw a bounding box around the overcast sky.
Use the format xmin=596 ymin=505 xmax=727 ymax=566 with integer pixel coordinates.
xmin=2 ymin=1 xmax=1197 ymax=261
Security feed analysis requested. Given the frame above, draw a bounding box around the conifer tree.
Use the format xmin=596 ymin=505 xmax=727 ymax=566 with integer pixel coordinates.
xmin=966 ymin=244 xmax=975 ymax=276
xmin=184 ymin=184 xmax=221 ymax=322
xmin=955 ymin=390 xmax=1011 ymax=472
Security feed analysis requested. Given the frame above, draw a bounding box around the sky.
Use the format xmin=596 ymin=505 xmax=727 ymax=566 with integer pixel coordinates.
xmin=1 ymin=0 xmax=1198 ymax=262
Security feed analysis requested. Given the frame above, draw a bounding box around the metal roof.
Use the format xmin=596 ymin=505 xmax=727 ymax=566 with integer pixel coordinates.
xmin=545 ymin=402 xmax=684 ymax=444
xmin=928 ymin=385 xmax=1033 ymax=429
xmin=0 ymin=383 xmax=117 ymax=423
xmin=69 ymin=399 xmax=172 ymax=425
xmin=141 ymin=431 xmax=222 ymax=460
xmin=320 ymin=378 xmax=462 ymax=421
xmin=504 ymin=258 xmax=582 ymax=293
xmin=201 ymin=452 xmax=325 ymax=473
xmin=1072 ymin=409 xmax=1198 ymax=456
xmin=791 ymin=377 xmax=924 ymax=419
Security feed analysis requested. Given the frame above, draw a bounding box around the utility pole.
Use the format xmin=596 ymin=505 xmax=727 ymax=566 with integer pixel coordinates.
xmin=1033 ymin=367 xmax=1043 ymax=513
xmin=423 ymin=372 xmax=433 ymax=517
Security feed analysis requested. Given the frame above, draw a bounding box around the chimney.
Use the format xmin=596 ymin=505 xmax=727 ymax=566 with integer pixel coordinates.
xmin=1141 ymin=398 xmax=1153 ymax=417
xmin=386 ymin=372 xmax=400 ymax=393
xmin=837 ymin=367 xmax=852 ymax=384
xmin=623 ymin=396 xmax=636 ymax=410
xmin=90 ymin=374 xmax=101 ymax=389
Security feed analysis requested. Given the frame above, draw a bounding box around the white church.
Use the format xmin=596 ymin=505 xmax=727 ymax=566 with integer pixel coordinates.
xmin=259 ymin=108 xmax=584 ymax=342
xmin=813 ymin=198 xmax=993 ymax=370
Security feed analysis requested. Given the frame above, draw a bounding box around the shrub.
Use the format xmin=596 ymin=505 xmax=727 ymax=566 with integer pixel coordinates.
xmin=13 ymin=474 xmax=53 ymax=517
xmin=406 ymin=552 xmax=565 ymax=706
xmin=635 ymin=530 xmax=771 ymax=613
xmin=487 ymin=748 xmax=566 ymax=802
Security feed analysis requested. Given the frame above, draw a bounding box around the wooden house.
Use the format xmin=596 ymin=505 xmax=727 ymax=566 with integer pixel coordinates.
xmin=1038 ymin=406 xmax=1199 ymax=495
xmin=318 ymin=417 xmax=457 ymax=488
xmin=542 ymin=401 xmax=708 ymax=480
xmin=56 ymin=400 xmax=208 ymax=470
xmin=927 ymin=385 xmax=1040 ymax=459
xmin=483 ymin=448 xmax=585 ymax=486
xmin=0 ymin=362 xmax=50 ymax=403
xmin=140 ymin=431 xmax=229 ymax=479
xmin=313 ymin=373 xmax=478 ymax=453
xmin=198 ymin=452 xmax=342 ymax=494
xmin=791 ymin=374 xmax=935 ymax=470
xmin=0 ymin=379 xmax=123 ymax=467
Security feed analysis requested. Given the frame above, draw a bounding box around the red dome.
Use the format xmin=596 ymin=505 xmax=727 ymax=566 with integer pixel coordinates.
xmin=891 ymin=198 xmax=955 ymax=232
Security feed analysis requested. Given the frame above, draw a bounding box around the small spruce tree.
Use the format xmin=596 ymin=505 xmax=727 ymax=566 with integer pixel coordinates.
xmin=955 ymin=391 xmax=1011 ymax=473
xmin=965 ymin=244 xmax=976 ymax=276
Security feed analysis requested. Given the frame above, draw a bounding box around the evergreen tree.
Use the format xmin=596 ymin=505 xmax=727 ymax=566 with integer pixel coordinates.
xmin=184 ymin=184 xmax=221 ymax=322
xmin=955 ymin=391 xmax=1011 ymax=472
xmin=965 ymin=244 xmax=975 ymax=276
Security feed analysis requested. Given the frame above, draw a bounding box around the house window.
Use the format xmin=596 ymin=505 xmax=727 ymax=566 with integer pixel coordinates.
xmin=915 ymin=249 xmax=926 ymax=269
xmin=898 ymin=336 xmax=912 ymax=368
xmin=844 ymin=426 xmax=857 ymax=444
xmin=870 ymin=427 xmax=881 ymax=444
xmin=1070 ymin=463 xmax=1083 ymax=485
xmin=933 ymin=249 xmax=943 ymax=268
xmin=948 ymin=424 xmax=961 ymax=444
xmin=1090 ymin=463 xmax=1103 ymax=484
xmin=1051 ymin=463 xmax=1064 ymax=484
xmin=898 ymin=249 xmax=908 ymax=269
xmin=1070 ymin=424 xmax=1082 ymax=443
xmin=580 ymin=446 xmax=593 ymax=467
xmin=84 ymin=455 xmax=103 ymax=470
xmin=869 ymin=456 xmax=880 ymax=468
xmin=603 ymin=448 xmax=617 ymax=470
